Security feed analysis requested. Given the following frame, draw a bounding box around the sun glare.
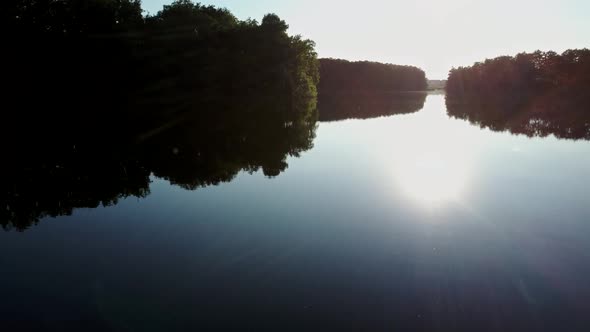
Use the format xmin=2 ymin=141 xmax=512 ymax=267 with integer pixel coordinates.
xmin=380 ymin=96 xmax=477 ymax=209
xmin=394 ymin=149 xmax=470 ymax=207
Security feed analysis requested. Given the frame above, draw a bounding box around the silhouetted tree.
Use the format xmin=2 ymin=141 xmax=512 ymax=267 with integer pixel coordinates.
xmin=446 ymin=49 xmax=590 ymax=140
xmin=1 ymin=0 xmax=320 ymax=231
xmin=319 ymin=59 xmax=427 ymax=93
xmin=317 ymin=59 xmax=427 ymax=120
xmin=446 ymin=49 xmax=590 ymax=109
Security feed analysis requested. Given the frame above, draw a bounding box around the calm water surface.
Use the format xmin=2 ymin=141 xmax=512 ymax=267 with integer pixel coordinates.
xmin=2 ymin=95 xmax=590 ymax=331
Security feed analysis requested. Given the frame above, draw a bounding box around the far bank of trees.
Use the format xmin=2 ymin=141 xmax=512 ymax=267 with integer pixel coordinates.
xmin=318 ymin=59 xmax=427 ymax=120
xmin=446 ymin=49 xmax=590 ymax=111
xmin=319 ymin=59 xmax=427 ymax=93
xmin=446 ymin=49 xmax=590 ymax=140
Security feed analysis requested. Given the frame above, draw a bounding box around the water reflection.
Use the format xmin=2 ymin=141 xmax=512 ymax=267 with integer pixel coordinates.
xmin=376 ymin=96 xmax=476 ymax=208
xmin=1 ymin=92 xmax=317 ymax=231
xmin=6 ymin=89 xmax=590 ymax=230
xmin=446 ymin=96 xmax=590 ymax=140
xmin=1 ymin=91 xmax=429 ymax=231
xmin=2 ymin=94 xmax=590 ymax=330
xmin=393 ymin=147 xmax=471 ymax=208
xmin=316 ymin=91 xmax=469 ymax=207
xmin=318 ymin=91 xmax=426 ymax=122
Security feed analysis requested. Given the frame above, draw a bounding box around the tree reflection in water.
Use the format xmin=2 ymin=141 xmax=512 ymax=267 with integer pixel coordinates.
xmin=1 ymin=87 xmax=318 ymax=231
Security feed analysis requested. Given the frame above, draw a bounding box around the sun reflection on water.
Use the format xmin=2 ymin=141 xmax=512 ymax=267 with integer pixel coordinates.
xmin=379 ymin=95 xmax=478 ymax=209
xmin=394 ymin=149 xmax=471 ymax=207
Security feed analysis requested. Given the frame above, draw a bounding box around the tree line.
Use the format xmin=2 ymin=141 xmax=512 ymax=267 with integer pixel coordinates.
xmin=4 ymin=0 xmax=319 ymax=143
xmin=2 ymin=0 xmax=435 ymax=230
xmin=317 ymin=59 xmax=427 ymax=121
xmin=319 ymin=58 xmax=427 ymax=93
xmin=5 ymin=1 xmax=431 ymax=140
xmin=446 ymin=49 xmax=590 ymax=140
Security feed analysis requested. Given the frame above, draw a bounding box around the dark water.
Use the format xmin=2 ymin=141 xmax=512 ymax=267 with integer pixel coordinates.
xmin=2 ymin=94 xmax=590 ymax=331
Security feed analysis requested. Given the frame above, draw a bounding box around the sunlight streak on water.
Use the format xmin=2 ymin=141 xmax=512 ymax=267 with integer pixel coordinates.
xmin=379 ymin=95 xmax=480 ymax=210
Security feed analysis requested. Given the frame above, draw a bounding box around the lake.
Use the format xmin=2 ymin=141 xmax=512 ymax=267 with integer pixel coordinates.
xmin=2 ymin=94 xmax=590 ymax=331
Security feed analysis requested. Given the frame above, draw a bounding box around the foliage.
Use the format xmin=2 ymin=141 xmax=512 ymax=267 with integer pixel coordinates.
xmin=7 ymin=0 xmax=144 ymax=35
xmin=446 ymin=49 xmax=590 ymax=140
xmin=319 ymin=58 xmax=427 ymax=93
xmin=2 ymin=0 xmax=320 ymax=230
xmin=446 ymin=49 xmax=590 ymax=110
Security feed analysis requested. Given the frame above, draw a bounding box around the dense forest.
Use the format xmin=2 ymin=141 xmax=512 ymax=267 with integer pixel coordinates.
xmin=1 ymin=0 xmax=319 ymax=230
xmin=319 ymin=92 xmax=426 ymax=122
xmin=317 ymin=59 xmax=427 ymax=121
xmin=4 ymin=0 xmax=319 ymax=142
xmin=319 ymin=59 xmax=427 ymax=93
xmin=446 ymin=50 xmax=590 ymax=139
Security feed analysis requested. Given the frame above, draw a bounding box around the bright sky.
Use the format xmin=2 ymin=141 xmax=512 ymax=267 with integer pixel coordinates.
xmin=143 ymin=0 xmax=589 ymax=79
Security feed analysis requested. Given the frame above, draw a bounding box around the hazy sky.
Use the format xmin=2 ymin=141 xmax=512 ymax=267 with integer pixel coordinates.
xmin=144 ymin=0 xmax=589 ymax=79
